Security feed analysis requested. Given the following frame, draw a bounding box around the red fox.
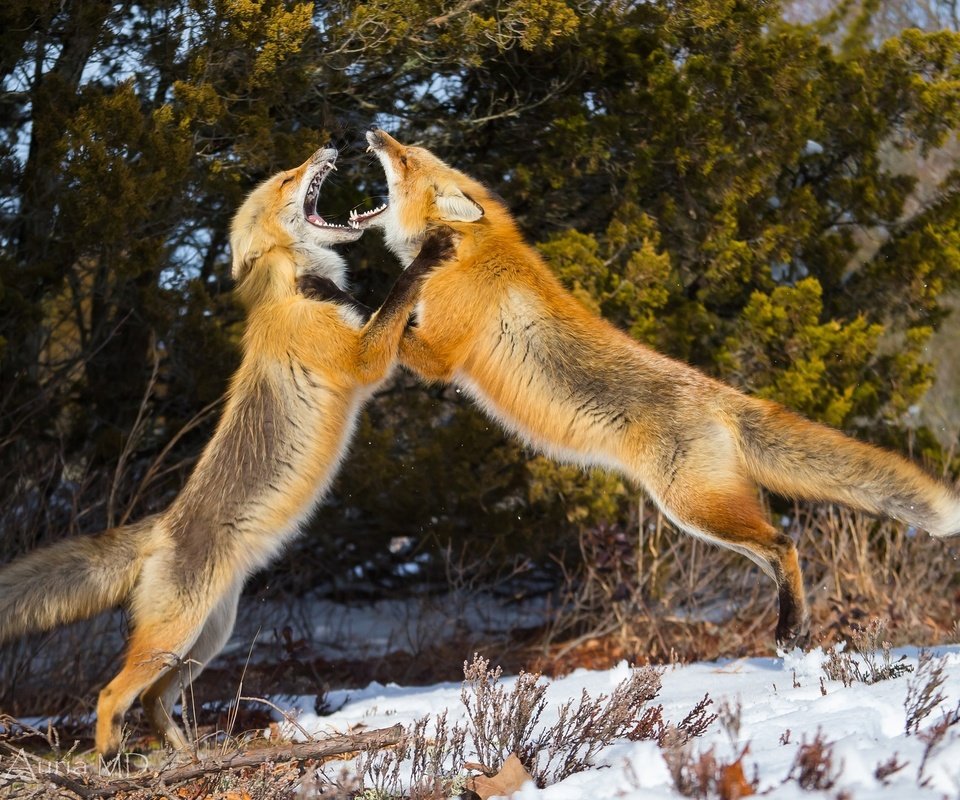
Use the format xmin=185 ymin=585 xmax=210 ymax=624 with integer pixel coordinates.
xmin=0 ymin=146 xmax=452 ymax=757
xmin=344 ymin=127 xmax=960 ymax=647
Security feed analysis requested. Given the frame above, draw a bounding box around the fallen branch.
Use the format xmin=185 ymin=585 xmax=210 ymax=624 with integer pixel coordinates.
xmin=22 ymin=724 xmax=404 ymax=799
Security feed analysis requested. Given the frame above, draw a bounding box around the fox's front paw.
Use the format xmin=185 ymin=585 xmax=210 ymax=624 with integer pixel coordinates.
xmin=410 ymin=226 xmax=458 ymax=275
xmin=775 ymin=613 xmax=811 ymax=651
xmin=95 ymin=713 xmax=124 ymax=761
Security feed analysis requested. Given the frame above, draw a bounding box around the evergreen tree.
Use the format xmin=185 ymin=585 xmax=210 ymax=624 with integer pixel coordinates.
xmin=1 ymin=0 xmax=958 ymax=578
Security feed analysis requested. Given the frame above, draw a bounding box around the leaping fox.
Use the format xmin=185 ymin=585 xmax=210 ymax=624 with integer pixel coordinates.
xmin=338 ymin=127 xmax=960 ymax=647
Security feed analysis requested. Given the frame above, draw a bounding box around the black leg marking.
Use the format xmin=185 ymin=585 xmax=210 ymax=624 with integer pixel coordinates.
xmin=297 ymin=275 xmax=373 ymax=323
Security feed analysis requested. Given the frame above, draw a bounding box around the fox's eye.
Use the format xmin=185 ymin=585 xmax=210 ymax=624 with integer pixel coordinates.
xmin=399 ymin=155 xmax=408 ymax=167
xmin=280 ymin=176 xmax=294 ymax=187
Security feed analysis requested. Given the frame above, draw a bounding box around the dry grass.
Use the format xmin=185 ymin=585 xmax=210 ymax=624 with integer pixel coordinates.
xmin=537 ymin=498 xmax=960 ymax=670
xmin=2 ymin=495 xmax=958 ymax=756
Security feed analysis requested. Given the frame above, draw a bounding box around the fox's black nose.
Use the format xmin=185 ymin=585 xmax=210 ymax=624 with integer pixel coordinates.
xmin=367 ymin=124 xmax=380 ymax=133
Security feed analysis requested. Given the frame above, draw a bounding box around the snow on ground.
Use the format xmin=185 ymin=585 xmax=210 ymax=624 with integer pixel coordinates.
xmin=277 ymin=645 xmax=960 ymax=799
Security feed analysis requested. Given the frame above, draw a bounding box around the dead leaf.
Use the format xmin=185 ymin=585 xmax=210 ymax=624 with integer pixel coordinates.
xmin=466 ymin=753 xmax=533 ymax=799
xmin=718 ymin=746 xmax=755 ymax=800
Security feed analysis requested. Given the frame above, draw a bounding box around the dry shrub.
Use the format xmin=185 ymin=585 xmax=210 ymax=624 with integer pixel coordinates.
xmin=531 ymin=666 xmax=662 ymax=785
xmin=792 ymin=506 xmax=959 ymax=647
xmin=916 ymin=700 xmax=960 ymax=786
xmin=355 ymin=654 xmax=662 ymax=797
xmin=874 ymin=753 xmax=909 ymax=785
xmin=629 ymin=693 xmax=718 ymax=746
xmin=461 ymin=654 xmax=663 ymax=786
xmin=460 ymin=656 xmax=547 ymax=772
xmin=543 ymin=499 xmax=960 ymax=668
xmin=679 ymin=696 xmax=720 ymax=741
xmin=662 ymin=736 xmax=757 ymax=800
xmin=356 ymin=711 xmax=467 ymax=800
xmin=904 ymin=651 xmax=949 ymax=735
xmin=822 ymin=619 xmax=913 ymax=687
xmin=786 ymin=729 xmax=842 ymax=791
xmin=716 ymin=698 xmax=743 ymax=745
xmin=543 ymin=509 xmax=773 ymax=667
xmin=660 ymin=696 xmax=754 ymax=800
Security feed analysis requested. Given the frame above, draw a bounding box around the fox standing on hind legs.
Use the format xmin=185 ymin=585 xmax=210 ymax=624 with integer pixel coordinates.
xmin=0 ymin=145 xmax=453 ymax=757
xmin=345 ymin=127 xmax=960 ymax=647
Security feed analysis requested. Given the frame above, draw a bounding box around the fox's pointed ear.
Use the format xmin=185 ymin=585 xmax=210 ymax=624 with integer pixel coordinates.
xmin=435 ymin=186 xmax=484 ymax=223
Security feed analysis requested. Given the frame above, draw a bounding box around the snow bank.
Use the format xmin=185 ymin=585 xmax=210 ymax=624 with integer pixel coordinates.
xmin=284 ymin=646 xmax=960 ymax=798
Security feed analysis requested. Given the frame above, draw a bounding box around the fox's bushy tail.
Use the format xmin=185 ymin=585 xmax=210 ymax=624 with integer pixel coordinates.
xmin=734 ymin=399 xmax=960 ymax=537
xmin=0 ymin=517 xmax=157 ymax=643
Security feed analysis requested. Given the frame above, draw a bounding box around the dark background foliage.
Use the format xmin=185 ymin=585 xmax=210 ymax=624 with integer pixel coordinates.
xmin=1 ymin=0 xmax=959 ymax=600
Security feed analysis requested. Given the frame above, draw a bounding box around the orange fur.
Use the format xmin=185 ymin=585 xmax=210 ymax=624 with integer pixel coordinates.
xmin=359 ymin=129 xmax=960 ymax=646
xmin=0 ymin=146 xmax=438 ymax=756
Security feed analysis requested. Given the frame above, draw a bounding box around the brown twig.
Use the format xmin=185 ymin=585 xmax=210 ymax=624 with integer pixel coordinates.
xmin=107 ymin=330 xmax=161 ymax=528
xmin=24 ymin=725 xmax=404 ymax=799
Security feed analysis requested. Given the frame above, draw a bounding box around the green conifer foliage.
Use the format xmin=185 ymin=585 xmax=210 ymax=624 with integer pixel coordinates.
xmin=1 ymin=0 xmax=958 ymax=576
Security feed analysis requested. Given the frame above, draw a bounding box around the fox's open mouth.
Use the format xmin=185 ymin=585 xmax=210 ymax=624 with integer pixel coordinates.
xmin=347 ymin=128 xmax=391 ymax=229
xmin=348 ymin=201 xmax=388 ymax=229
xmin=302 ymin=156 xmax=355 ymax=232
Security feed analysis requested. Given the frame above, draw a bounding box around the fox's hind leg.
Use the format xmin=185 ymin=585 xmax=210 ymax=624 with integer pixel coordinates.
xmin=140 ymin=583 xmax=242 ymax=751
xmin=138 ymin=669 xmax=190 ymax=752
xmin=653 ymin=458 xmax=809 ymax=648
xmin=95 ymin=610 xmax=206 ymax=758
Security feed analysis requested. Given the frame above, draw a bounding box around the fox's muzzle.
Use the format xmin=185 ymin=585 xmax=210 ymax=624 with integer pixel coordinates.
xmin=311 ymin=145 xmax=339 ymax=165
xmin=366 ymin=128 xmax=401 ymax=153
